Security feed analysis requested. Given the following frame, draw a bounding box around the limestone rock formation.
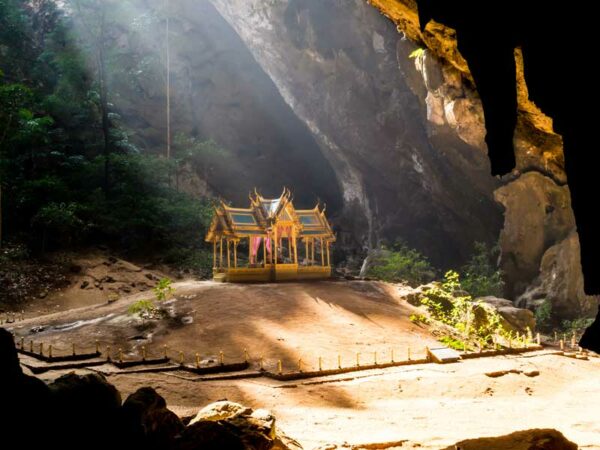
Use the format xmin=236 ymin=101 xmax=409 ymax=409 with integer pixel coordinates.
xmin=122 ymin=387 xmax=185 ymax=449
xmin=189 ymin=0 xmax=503 ymax=267
xmin=517 ymin=232 xmax=597 ymax=320
xmin=367 ymin=0 xmax=597 ymax=320
xmin=186 ymin=400 xmax=303 ymax=450
xmin=494 ymin=172 xmax=575 ymax=298
xmin=478 ymin=296 xmax=536 ymax=333
xmin=442 ymin=428 xmax=578 ymax=450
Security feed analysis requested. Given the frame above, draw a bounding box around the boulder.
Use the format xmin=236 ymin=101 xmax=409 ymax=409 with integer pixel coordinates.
xmin=403 ymin=282 xmax=439 ymax=306
xmin=48 ymin=372 xmax=122 ymax=450
xmin=122 ymin=387 xmax=184 ymax=449
xmin=517 ymin=232 xmax=598 ymax=320
xmin=442 ymin=428 xmax=577 ymax=450
xmin=189 ymin=400 xmax=251 ymax=425
xmin=478 ymin=296 xmax=536 ymax=334
xmin=177 ymin=421 xmax=245 ymax=450
xmin=0 ymin=329 xmax=51 ymax=449
xmin=186 ymin=400 xmax=302 ymax=450
xmin=477 ymin=296 xmax=513 ymax=309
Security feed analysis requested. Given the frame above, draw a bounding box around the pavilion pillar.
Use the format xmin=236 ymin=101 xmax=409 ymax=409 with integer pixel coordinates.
xmin=213 ymin=240 xmax=217 ymax=268
xmin=326 ymin=241 xmax=331 ymax=267
xmin=263 ymin=236 xmax=267 ymax=267
xmin=234 ymin=240 xmax=238 ymax=268
xmin=320 ymin=238 xmax=325 ymax=266
xmin=248 ymin=237 xmax=251 ymax=265
xmin=274 ymin=227 xmax=278 ymax=265
xmin=311 ymin=238 xmax=315 ymax=263
xmin=304 ymin=239 xmax=308 ymax=264
xmin=227 ymin=239 xmax=231 ymax=268
xmin=293 ymin=231 xmax=298 ymax=264
xmin=219 ymin=238 xmax=223 ymax=268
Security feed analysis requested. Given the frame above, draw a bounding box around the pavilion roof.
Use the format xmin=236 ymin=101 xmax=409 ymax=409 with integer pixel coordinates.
xmin=205 ymin=188 xmax=335 ymax=242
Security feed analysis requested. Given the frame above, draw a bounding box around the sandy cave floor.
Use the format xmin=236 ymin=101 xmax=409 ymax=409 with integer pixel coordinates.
xmin=5 ymin=279 xmax=600 ymax=449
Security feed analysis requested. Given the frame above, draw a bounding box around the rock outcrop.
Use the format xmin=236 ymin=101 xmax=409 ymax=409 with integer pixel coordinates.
xmin=122 ymin=387 xmax=185 ymax=450
xmin=366 ymin=0 xmax=598 ymax=321
xmin=0 ymin=329 xmax=303 ymax=450
xmin=517 ymin=232 xmax=597 ymax=320
xmin=188 ymin=400 xmax=303 ymax=450
xmin=115 ymin=0 xmax=505 ymax=269
xmin=442 ymin=428 xmax=578 ymax=450
xmin=478 ymin=296 xmax=536 ymax=333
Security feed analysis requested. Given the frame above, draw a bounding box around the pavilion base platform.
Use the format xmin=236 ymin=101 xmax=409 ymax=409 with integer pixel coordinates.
xmin=213 ymin=264 xmax=331 ymax=282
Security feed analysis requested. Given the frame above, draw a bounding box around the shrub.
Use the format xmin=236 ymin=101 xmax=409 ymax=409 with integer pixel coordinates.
xmin=153 ymin=278 xmax=174 ymax=301
xmin=439 ymin=336 xmax=473 ymax=351
xmin=128 ymin=299 xmax=156 ymax=316
xmin=421 ymin=270 xmax=506 ymax=348
xmin=409 ymin=314 xmax=429 ymax=325
xmin=367 ymin=242 xmax=436 ymax=286
xmin=534 ymin=299 xmax=553 ymax=332
xmin=461 ymin=242 xmax=505 ymax=298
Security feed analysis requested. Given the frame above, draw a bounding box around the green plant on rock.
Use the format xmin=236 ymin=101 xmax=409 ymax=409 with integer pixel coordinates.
xmin=410 ymin=314 xmax=429 ymax=325
xmin=409 ymin=48 xmax=425 ymax=59
xmin=439 ymin=336 xmax=473 ymax=351
xmin=153 ymin=277 xmax=174 ymax=301
xmin=128 ymin=299 xmax=156 ymax=318
xmin=420 ymin=270 xmax=507 ymax=348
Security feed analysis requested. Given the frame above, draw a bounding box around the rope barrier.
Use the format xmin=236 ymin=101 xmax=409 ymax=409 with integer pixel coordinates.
xmin=14 ymin=334 xmax=559 ymax=379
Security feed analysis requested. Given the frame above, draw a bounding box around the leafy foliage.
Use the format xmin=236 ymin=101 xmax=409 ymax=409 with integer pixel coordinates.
xmin=460 ymin=242 xmax=505 ymax=298
xmin=366 ymin=241 xmax=436 ymax=287
xmin=0 ymin=0 xmax=218 ymax=276
xmin=128 ymin=299 xmax=156 ymax=316
xmin=408 ymin=48 xmax=425 ymax=59
xmin=420 ymin=270 xmax=506 ymax=348
xmin=438 ymin=336 xmax=472 ymax=351
xmin=153 ymin=278 xmax=174 ymax=302
xmin=534 ymin=299 xmax=553 ymax=332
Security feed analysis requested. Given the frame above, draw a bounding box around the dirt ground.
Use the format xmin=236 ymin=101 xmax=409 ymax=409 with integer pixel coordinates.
xmin=6 ymin=277 xmax=600 ymax=449
xmin=8 ymin=280 xmax=440 ymax=371
xmin=34 ymin=351 xmax=600 ymax=449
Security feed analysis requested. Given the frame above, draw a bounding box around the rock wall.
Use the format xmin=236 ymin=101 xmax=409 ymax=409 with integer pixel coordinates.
xmin=367 ymin=0 xmax=597 ymax=318
xmin=111 ymin=0 xmax=343 ymax=214
xmin=208 ymin=0 xmax=502 ymax=267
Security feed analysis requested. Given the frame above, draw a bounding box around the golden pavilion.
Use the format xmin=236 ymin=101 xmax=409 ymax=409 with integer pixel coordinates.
xmin=205 ymin=188 xmax=335 ymax=282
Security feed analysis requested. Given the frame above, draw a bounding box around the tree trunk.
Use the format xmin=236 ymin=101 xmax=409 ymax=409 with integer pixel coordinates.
xmin=95 ymin=10 xmax=110 ymax=196
xmin=0 ymin=183 xmax=3 ymax=249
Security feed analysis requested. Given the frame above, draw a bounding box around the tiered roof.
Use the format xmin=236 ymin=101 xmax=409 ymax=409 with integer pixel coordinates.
xmin=205 ymin=188 xmax=335 ymax=242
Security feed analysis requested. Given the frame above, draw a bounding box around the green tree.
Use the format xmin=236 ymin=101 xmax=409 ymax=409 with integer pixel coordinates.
xmin=461 ymin=242 xmax=505 ymax=298
xmin=366 ymin=241 xmax=436 ymax=286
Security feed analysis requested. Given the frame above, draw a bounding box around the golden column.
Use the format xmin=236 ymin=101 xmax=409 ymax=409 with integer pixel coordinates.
xmin=226 ymin=239 xmax=231 ymax=268
xmin=326 ymin=241 xmax=331 ymax=266
xmin=320 ymin=237 xmax=325 ymax=266
xmin=213 ymin=240 xmax=217 ymax=268
xmin=263 ymin=236 xmax=267 ymax=267
xmin=274 ymin=227 xmax=278 ymax=265
xmin=219 ymin=238 xmax=223 ymax=268
xmin=311 ymin=238 xmax=315 ymax=263
xmin=293 ymin=230 xmax=298 ymax=264
xmin=233 ymin=240 xmax=238 ymax=268
xmin=304 ymin=238 xmax=308 ymax=264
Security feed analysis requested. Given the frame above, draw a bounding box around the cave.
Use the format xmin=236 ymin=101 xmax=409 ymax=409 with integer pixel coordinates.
xmin=1 ymin=1 xmax=599 ymax=448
